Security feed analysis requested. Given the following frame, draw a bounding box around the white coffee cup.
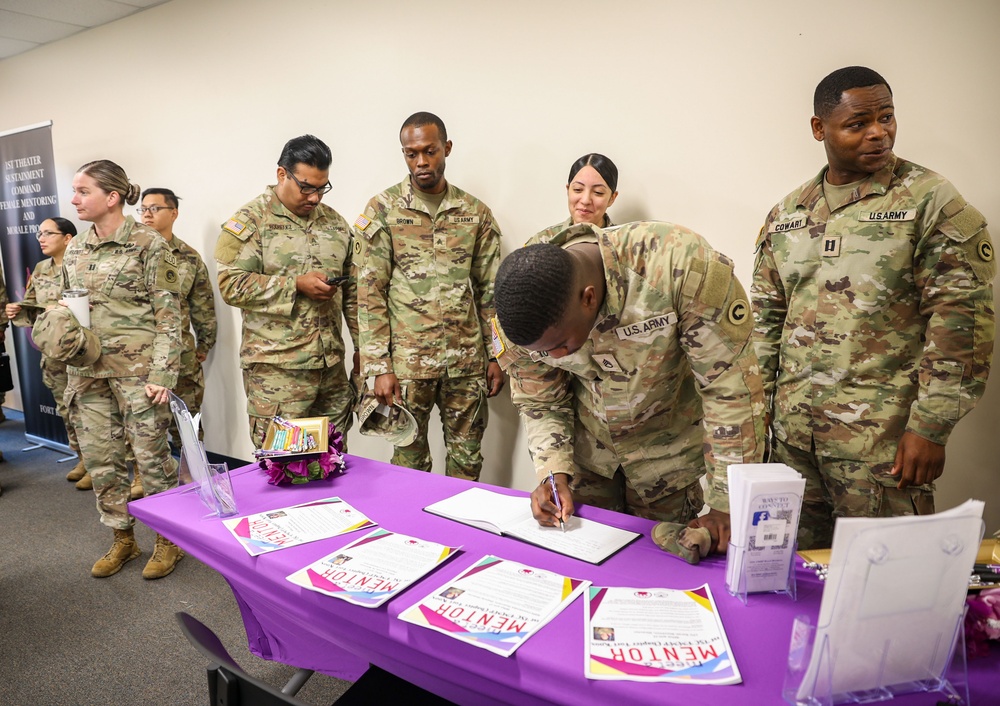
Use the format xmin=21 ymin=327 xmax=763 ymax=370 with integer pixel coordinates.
xmin=60 ymin=289 xmax=91 ymax=328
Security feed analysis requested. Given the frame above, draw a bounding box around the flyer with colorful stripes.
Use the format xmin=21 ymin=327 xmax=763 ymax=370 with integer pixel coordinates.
xmin=222 ymin=497 xmax=376 ymax=556
xmin=286 ymin=529 xmax=459 ymax=608
xmin=398 ymin=555 xmax=589 ymax=657
xmin=585 ymin=584 xmax=741 ymax=684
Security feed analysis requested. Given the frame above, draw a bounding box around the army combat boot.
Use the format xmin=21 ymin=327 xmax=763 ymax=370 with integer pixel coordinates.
xmin=92 ymin=527 xmax=141 ymax=577
xmin=75 ymin=471 xmax=93 ymax=490
xmin=130 ymin=475 xmax=144 ymax=500
xmin=142 ymin=534 xmax=184 ymax=580
xmin=66 ymin=460 xmax=87 ymax=482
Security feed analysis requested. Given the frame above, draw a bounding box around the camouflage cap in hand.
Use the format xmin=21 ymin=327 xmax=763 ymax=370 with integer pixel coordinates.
xmin=32 ymin=305 xmax=101 ymax=367
xmin=357 ymin=391 xmax=418 ymax=447
xmin=651 ymin=522 xmax=713 ymax=565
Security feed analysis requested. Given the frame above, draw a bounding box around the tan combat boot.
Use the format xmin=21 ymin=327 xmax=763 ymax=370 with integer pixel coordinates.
xmin=66 ymin=460 xmax=87 ymax=482
xmin=75 ymin=471 xmax=93 ymax=490
xmin=142 ymin=534 xmax=184 ymax=580
xmin=130 ymin=475 xmax=144 ymax=500
xmin=92 ymin=527 xmax=141 ymax=577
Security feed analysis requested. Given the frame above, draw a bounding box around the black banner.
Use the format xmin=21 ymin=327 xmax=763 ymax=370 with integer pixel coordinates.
xmin=0 ymin=122 xmax=71 ymax=452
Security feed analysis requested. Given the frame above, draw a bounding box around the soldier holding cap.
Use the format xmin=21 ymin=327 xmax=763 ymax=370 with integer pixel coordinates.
xmin=493 ymin=222 xmax=766 ymax=554
xmin=752 ymin=66 xmax=996 ymax=549
xmin=354 ymin=112 xmax=503 ymax=481
xmin=216 ymin=135 xmax=358 ymax=448
xmin=6 ymin=217 xmax=90 ymax=488
xmin=64 ymin=159 xmax=184 ymax=580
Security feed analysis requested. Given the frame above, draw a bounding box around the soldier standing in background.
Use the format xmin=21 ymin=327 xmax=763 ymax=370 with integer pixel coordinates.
xmin=5 ymin=218 xmax=87 ymax=489
xmin=752 ymin=66 xmax=995 ymax=550
xmin=354 ymin=112 xmax=503 ymax=481
xmin=216 ymin=135 xmax=357 ymax=448
xmin=135 ymin=187 xmax=217 ymax=499
xmin=493 ymin=223 xmax=765 ymax=554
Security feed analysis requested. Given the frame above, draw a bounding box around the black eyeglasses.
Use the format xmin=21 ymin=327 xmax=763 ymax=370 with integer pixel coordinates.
xmin=36 ymin=229 xmax=64 ymax=241
xmin=137 ymin=206 xmax=175 ymax=215
xmin=284 ymin=170 xmax=332 ymax=195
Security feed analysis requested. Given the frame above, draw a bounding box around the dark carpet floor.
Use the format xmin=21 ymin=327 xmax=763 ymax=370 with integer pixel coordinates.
xmin=0 ymin=409 xmax=352 ymax=705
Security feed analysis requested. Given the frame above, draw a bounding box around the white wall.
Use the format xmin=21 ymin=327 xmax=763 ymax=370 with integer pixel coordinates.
xmin=1 ymin=0 xmax=998 ymax=529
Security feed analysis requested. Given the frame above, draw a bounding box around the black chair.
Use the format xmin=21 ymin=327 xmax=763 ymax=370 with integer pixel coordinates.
xmin=175 ymin=612 xmax=456 ymax=705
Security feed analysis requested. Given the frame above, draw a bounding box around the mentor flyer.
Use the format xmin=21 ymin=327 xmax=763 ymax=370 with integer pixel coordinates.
xmin=223 ymin=497 xmax=376 ymax=556
xmin=399 ymin=555 xmax=589 ymax=657
xmin=585 ymin=584 xmax=741 ymax=684
xmin=286 ymin=528 xmax=459 ymax=608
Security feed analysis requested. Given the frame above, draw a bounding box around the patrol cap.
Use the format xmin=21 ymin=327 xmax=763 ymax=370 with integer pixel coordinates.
xmin=32 ymin=305 xmax=101 ymax=367
xmin=357 ymin=391 xmax=418 ymax=447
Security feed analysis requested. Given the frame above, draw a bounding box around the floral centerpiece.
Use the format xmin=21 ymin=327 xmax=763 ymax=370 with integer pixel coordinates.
xmin=258 ymin=422 xmax=346 ymax=486
xmin=966 ymin=588 xmax=1000 ymax=659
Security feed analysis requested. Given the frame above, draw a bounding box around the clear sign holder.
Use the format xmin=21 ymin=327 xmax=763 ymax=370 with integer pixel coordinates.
xmin=169 ymin=392 xmax=238 ymax=518
xmin=782 ymin=514 xmax=983 ymax=705
xmin=727 ymin=538 xmax=798 ymax=605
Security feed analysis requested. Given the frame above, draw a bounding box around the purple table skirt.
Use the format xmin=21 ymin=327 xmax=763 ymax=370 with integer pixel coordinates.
xmin=130 ymin=456 xmax=1000 ymax=706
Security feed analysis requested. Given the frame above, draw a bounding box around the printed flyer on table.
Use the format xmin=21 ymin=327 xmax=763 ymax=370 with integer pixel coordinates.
xmin=585 ymin=584 xmax=741 ymax=684
xmin=223 ymin=497 xmax=376 ymax=556
xmin=286 ymin=528 xmax=460 ymax=608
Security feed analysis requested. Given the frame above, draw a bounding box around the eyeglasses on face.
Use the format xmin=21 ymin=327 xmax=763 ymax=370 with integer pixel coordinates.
xmin=137 ymin=206 xmax=175 ymax=215
xmin=283 ymin=169 xmax=332 ymax=195
xmin=36 ymin=229 xmax=65 ymax=241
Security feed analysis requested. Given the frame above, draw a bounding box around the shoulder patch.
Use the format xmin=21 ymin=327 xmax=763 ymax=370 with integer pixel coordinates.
xmin=223 ymin=218 xmax=247 ymax=236
xmin=978 ymin=239 xmax=994 ymax=262
xmin=156 ymin=254 xmax=181 ymax=294
xmin=727 ymin=298 xmax=750 ymax=325
xmin=354 ymin=214 xmax=372 ymax=231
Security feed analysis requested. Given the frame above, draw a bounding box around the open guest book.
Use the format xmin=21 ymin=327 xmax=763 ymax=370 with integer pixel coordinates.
xmin=424 ymin=487 xmax=640 ymax=564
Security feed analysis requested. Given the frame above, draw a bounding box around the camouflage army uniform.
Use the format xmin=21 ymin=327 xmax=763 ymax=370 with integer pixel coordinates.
xmin=532 ymin=215 xmax=613 ymax=244
xmin=10 ymin=258 xmax=79 ymax=454
xmin=496 ymin=222 xmax=766 ymax=521
xmin=354 ymin=177 xmax=501 ymax=480
xmin=166 ymin=235 xmax=217 ymax=439
xmin=752 ymin=156 xmax=995 ymax=548
xmin=216 ymin=187 xmax=357 ymax=447
xmin=63 ymin=217 xmax=182 ymax=530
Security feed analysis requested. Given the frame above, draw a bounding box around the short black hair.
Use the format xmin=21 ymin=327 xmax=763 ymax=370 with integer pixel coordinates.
xmin=50 ymin=217 xmax=77 ymax=237
xmin=277 ymin=134 xmax=332 ymax=172
xmin=495 ymin=244 xmax=575 ymax=346
xmin=141 ymin=187 xmax=180 ymax=208
xmin=400 ymin=112 xmax=448 ymax=142
xmin=814 ymin=66 xmax=892 ymax=118
xmin=568 ymin=153 xmax=618 ymax=192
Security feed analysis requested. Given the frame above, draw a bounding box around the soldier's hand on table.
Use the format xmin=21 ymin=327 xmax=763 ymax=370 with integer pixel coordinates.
xmin=891 ymin=431 xmax=945 ymax=488
xmin=374 ymin=373 xmax=402 ymax=407
xmin=144 ymin=384 xmax=171 ymax=405
xmin=531 ymin=473 xmax=574 ymax=527
xmin=295 ymin=271 xmax=334 ymax=301
xmin=4 ymin=303 xmax=20 ymax=318
xmin=687 ymin=508 xmax=731 ymax=554
xmin=486 ymin=361 xmax=504 ymax=397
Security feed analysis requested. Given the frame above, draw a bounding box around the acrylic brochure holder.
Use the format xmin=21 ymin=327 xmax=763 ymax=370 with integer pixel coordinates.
xmin=169 ymin=392 xmax=238 ymax=518
xmin=726 ymin=536 xmax=798 ymax=605
xmin=783 ymin=514 xmax=984 ymax=705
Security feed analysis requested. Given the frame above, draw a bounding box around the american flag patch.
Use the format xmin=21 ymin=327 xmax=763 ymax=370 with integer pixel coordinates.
xmin=490 ymin=317 xmax=506 ymax=358
xmin=223 ymin=218 xmax=246 ymax=235
xmin=354 ymin=214 xmax=372 ymax=230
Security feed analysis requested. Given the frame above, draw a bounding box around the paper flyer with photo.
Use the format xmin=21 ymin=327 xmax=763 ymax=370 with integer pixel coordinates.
xmin=585 ymin=584 xmax=741 ymax=684
xmin=223 ymin=497 xmax=376 ymax=556
xmin=286 ymin=529 xmax=460 ymax=608
xmin=398 ymin=555 xmax=589 ymax=657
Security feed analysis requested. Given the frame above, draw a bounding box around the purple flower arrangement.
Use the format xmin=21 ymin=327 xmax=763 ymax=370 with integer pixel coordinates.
xmin=259 ymin=423 xmax=346 ymax=486
xmin=965 ymin=588 xmax=1000 ymax=659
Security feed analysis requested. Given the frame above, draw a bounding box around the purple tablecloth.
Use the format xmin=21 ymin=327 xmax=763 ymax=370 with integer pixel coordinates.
xmin=131 ymin=457 xmax=1000 ymax=705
